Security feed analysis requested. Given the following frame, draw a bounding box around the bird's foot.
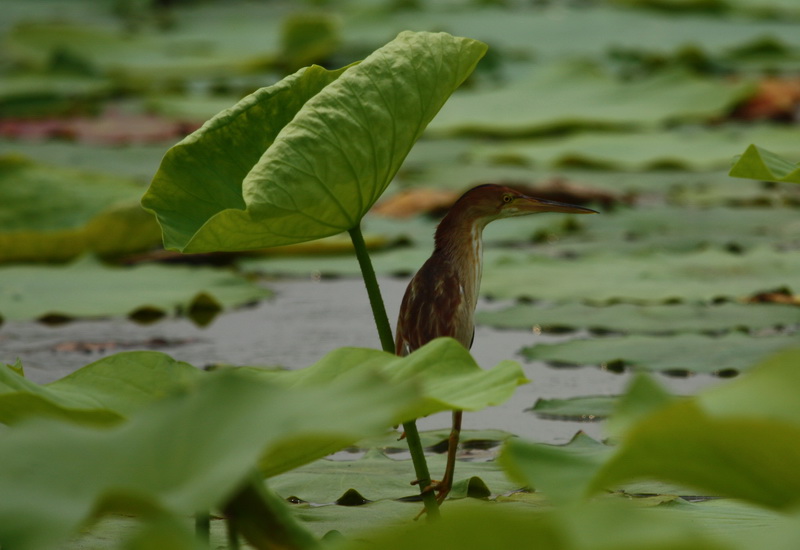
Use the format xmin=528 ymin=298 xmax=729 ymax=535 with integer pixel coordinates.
xmin=411 ymin=476 xmax=453 ymax=505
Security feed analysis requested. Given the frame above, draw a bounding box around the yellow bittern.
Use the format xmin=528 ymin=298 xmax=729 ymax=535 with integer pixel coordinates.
xmin=395 ymin=183 xmax=597 ymax=504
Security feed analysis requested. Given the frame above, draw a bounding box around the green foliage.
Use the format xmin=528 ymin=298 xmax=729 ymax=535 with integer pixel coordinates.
xmin=336 ymin=499 xmax=730 ymax=550
xmin=142 ymin=31 xmax=487 ymax=252
xmin=0 ymin=338 xmax=525 ymax=548
xmin=0 ymin=366 xmax=418 ymax=550
xmin=3 ymin=1 xmax=799 ymax=547
xmin=501 ymin=350 xmax=800 ymax=509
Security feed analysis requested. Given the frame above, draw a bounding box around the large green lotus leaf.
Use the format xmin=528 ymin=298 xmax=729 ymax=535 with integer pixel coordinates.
xmin=730 ymin=145 xmax=800 ymax=184
xmin=427 ymin=62 xmax=752 ymax=136
xmin=515 ymin=349 xmax=800 ymax=509
xmin=477 ymin=302 xmax=800 ymax=334
xmin=503 ymin=437 xmax=699 ymax=501
xmin=339 ymin=498 xmax=729 ymax=550
xmin=480 ymin=247 xmax=800 ymax=302
xmin=290 ymin=497 xmax=799 ymax=549
xmin=521 ymin=333 xmax=797 ymax=374
xmin=0 ymin=352 xmax=200 ymax=426
xmin=248 ymin=337 xmax=527 ymax=421
xmin=500 ymin=432 xmax=614 ymax=502
xmin=504 ymin=351 xmax=800 ymax=511
xmin=697 ymin=349 xmax=800 ymax=426
xmin=474 ymin=126 xmax=800 ymax=171
xmin=0 ymin=156 xmax=161 ymax=263
xmin=591 ymin=401 xmax=800 ymax=511
xmin=245 ymin=339 xmax=525 ymax=477
xmin=142 ymin=31 xmax=487 ymax=253
xmin=0 ymin=256 xmax=270 ymax=322
xmin=0 ymin=368 xmax=418 ymax=550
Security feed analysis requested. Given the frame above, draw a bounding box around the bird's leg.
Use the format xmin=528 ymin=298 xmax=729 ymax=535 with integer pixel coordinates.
xmin=436 ymin=409 xmax=462 ymax=503
xmin=414 ymin=410 xmax=462 ymax=505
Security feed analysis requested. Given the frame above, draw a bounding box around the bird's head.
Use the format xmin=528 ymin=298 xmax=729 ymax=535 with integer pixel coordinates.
xmin=453 ymin=184 xmax=597 ymax=222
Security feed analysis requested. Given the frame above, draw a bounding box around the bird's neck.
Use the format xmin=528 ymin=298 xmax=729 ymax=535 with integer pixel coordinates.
xmin=433 ymin=210 xmax=490 ymax=306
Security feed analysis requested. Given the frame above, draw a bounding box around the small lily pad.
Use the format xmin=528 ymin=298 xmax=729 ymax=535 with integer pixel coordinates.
xmin=530 ymin=396 xmax=618 ymax=421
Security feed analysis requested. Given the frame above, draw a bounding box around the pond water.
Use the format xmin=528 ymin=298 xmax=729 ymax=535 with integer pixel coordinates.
xmin=1 ymin=276 xmax=720 ymax=444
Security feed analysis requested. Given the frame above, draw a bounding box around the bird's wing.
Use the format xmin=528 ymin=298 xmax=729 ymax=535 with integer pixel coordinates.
xmin=395 ymin=258 xmax=473 ymax=355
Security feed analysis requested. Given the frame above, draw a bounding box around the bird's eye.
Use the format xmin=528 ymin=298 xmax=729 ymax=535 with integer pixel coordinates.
xmin=502 ymin=194 xmax=513 ymax=203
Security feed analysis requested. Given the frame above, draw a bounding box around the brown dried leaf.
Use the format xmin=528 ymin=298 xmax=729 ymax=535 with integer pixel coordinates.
xmin=372 ymin=188 xmax=460 ymax=218
xmin=733 ymin=77 xmax=800 ymax=121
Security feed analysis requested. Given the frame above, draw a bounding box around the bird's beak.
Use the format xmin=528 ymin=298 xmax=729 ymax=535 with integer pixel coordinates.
xmin=518 ymin=196 xmax=598 ymax=214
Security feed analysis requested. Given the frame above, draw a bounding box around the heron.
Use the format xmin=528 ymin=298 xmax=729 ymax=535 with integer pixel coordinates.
xmin=394 ymin=183 xmax=597 ymax=505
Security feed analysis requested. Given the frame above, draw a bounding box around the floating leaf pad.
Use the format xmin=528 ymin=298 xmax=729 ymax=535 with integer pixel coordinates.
xmin=477 ymin=302 xmax=800 ymax=334
xmin=0 ymin=156 xmax=161 ymax=263
xmin=0 ymin=256 xmax=271 ymax=323
xmin=521 ymin=333 xmax=798 ymax=374
xmin=473 ymin=126 xmax=800 ymax=171
xmin=530 ymin=396 xmax=618 ymax=421
xmin=480 ymin=247 xmax=800 ymax=303
xmin=428 ymin=62 xmax=752 ymax=136
xmin=270 ymin=446 xmax=518 ymax=504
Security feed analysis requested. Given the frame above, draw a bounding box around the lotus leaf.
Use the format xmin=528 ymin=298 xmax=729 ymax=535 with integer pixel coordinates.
xmin=0 ymin=368 xmax=418 ymax=550
xmin=142 ymin=31 xmax=487 ymax=253
xmin=0 ymin=352 xmax=199 ymax=426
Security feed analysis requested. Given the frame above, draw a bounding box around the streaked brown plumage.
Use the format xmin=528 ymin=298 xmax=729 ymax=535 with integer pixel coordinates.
xmin=395 ymin=183 xmax=596 ymax=504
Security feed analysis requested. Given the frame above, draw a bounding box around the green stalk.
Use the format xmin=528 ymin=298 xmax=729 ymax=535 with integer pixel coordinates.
xmin=348 ymin=224 xmax=440 ymax=519
xmin=347 ymin=225 xmax=394 ymax=352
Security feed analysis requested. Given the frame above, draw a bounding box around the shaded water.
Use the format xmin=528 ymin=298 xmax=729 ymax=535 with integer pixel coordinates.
xmin=1 ymin=276 xmax=718 ymax=444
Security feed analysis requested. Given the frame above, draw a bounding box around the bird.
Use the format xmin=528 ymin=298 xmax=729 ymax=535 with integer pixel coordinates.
xmin=394 ymin=183 xmax=597 ymax=505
